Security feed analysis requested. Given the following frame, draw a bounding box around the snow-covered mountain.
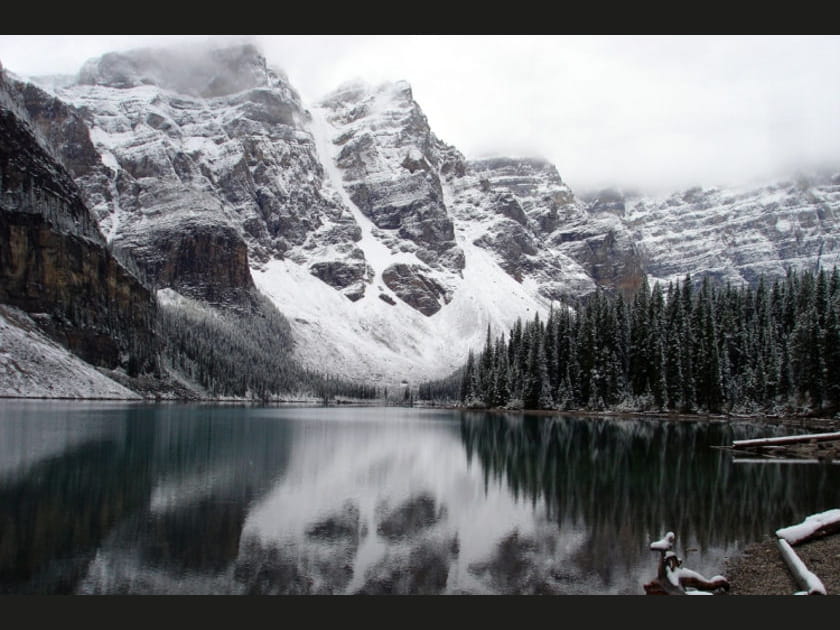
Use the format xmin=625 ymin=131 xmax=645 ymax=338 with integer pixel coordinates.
xmin=18 ymin=46 xmax=575 ymax=385
xmin=4 ymin=42 xmax=840 ymax=392
xmin=617 ymin=177 xmax=840 ymax=287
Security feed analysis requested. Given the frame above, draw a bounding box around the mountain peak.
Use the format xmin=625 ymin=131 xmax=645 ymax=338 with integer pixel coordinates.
xmin=77 ymin=42 xmax=284 ymax=97
xmin=319 ymin=78 xmax=415 ymax=109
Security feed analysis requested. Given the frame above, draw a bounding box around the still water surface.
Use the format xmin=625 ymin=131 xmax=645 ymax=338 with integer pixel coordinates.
xmin=1 ymin=400 xmax=839 ymax=595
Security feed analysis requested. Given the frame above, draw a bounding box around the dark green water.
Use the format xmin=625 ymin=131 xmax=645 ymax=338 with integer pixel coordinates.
xmin=1 ymin=400 xmax=838 ymax=594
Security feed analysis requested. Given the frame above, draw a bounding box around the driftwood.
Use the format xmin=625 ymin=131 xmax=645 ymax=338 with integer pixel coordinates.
xmin=776 ymin=538 xmax=826 ymax=595
xmin=643 ymin=531 xmax=729 ymax=595
xmin=772 ymin=509 xmax=839 ymax=594
xmin=732 ymin=458 xmax=840 ymax=465
xmin=776 ymin=509 xmax=840 ymax=545
xmin=732 ymin=431 xmax=840 ymax=449
xmin=729 ymin=431 xmax=840 ymax=462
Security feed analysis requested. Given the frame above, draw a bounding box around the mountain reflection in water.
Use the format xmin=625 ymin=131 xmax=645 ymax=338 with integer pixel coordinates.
xmin=1 ymin=402 xmax=838 ymax=595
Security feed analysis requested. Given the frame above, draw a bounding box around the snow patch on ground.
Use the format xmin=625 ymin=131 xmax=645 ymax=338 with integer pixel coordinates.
xmin=157 ymin=287 xmax=220 ymax=320
xmin=0 ymin=306 xmax=141 ymax=399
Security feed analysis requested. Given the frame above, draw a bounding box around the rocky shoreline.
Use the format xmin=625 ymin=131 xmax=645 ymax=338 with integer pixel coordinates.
xmin=725 ymin=532 xmax=840 ymax=595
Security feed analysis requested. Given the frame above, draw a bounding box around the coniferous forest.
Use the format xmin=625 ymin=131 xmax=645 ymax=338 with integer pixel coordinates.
xmin=419 ymin=267 xmax=840 ymax=416
xmin=158 ymin=293 xmax=380 ymax=402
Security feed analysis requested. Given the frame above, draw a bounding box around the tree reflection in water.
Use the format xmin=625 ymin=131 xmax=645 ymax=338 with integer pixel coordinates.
xmin=4 ymin=403 xmax=840 ymax=594
xmin=459 ymin=412 xmax=840 ymax=583
xmin=0 ymin=403 xmax=293 ymax=594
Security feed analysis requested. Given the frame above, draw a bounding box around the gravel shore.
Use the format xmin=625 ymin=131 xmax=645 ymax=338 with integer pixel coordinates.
xmin=724 ymin=532 xmax=840 ymax=595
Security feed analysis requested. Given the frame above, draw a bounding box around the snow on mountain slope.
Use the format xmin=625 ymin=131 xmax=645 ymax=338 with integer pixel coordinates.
xmin=249 ymin=80 xmax=554 ymax=385
xmin=50 ymin=44 xmax=363 ymax=308
xmin=252 ymin=229 xmax=549 ymax=386
xmin=16 ymin=43 xmax=840 ymax=392
xmin=621 ymin=174 xmax=840 ymax=287
xmin=0 ymin=306 xmax=141 ymax=399
xmin=308 ymin=105 xmax=408 ymax=287
xmin=445 ymin=157 xmax=605 ymax=300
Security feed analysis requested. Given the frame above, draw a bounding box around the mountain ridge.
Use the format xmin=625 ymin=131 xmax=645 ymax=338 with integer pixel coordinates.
xmin=2 ymin=43 xmax=840 ymax=396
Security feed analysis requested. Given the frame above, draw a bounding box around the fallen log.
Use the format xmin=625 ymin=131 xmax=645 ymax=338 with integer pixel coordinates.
xmin=732 ymin=431 xmax=840 ymax=449
xmin=775 ymin=509 xmax=840 ymax=545
xmin=776 ymin=538 xmax=826 ymax=595
xmin=672 ymin=567 xmax=730 ymax=594
xmin=733 ymin=458 xmax=840 ymax=465
xmin=644 ymin=532 xmax=729 ymax=595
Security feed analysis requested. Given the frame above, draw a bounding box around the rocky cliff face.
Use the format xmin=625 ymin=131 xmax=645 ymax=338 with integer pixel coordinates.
xmin=0 ymin=70 xmax=158 ymax=376
xmin=445 ymin=156 xmax=644 ymax=302
xmin=590 ymin=177 xmax=840 ymax=288
xmin=317 ymin=81 xmax=464 ymax=271
xmin=44 ymin=43 xmax=362 ymax=309
xmin=311 ymin=81 xmax=644 ymax=311
xmin=33 ymin=46 xmax=647 ymax=323
xmin=314 ymin=80 xmax=466 ymax=311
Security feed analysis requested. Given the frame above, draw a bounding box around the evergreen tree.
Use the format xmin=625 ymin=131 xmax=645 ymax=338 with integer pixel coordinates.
xmin=433 ymin=265 xmax=840 ymax=415
xmin=544 ymin=305 xmax=560 ymax=393
xmin=491 ymin=335 xmax=511 ymax=407
xmin=461 ymin=350 xmax=477 ymax=403
xmin=830 ymin=267 xmax=840 ymax=300
xmin=537 ymin=336 xmax=554 ymax=409
xmin=648 ymin=282 xmax=667 ymax=409
xmin=628 ymin=277 xmax=651 ymax=397
xmin=650 ymin=332 xmax=667 ymax=410
xmin=613 ymin=293 xmax=630 ymax=396
xmin=478 ymin=325 xmax=495 ymax=404
xmin=824 ymin=300 xmax=840 ymax=410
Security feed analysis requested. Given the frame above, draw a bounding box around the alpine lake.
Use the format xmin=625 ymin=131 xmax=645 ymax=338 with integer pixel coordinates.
xmin=1 ymin=400 xmax=838 ymax=595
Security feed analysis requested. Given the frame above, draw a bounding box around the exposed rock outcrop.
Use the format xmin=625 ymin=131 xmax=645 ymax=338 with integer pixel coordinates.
xmin=12 ymin=81 xmax=103 ymax=178
xmin=317 ymin=81 xmax=465 ymax=276
xmin=45 ymin=43 xmax=362 ymax=310
xmin=131 ymin=220 xmax=255 ymax=306
xmin=382 ymin=263 xmax=449 ymax=316
xmin=618 ymin=179 xmax=840 ymax=287
xmin=309 ymin=256 xmax=368 ymax=302
xmin=0 ymin=71 xmax=157 ymax=376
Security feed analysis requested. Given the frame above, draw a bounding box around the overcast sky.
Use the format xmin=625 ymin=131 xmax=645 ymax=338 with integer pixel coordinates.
xmin=1 ymin=34 xmax=838 ymax=195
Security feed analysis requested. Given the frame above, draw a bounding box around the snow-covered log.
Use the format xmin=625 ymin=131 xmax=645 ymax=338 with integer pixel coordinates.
xmin=776 ymin=538 xmax=826 ymax=595
xmin=732 ymin=458 xmax=840 ymax=465
xmin=649 ymin=531 xmax=675 ymax=551
xmin=668 ymin=566 xmax=729 ymax=594
xmin=644 ymin=532 xmax=729 ymax=595
xmin=775 ymin=509 xmax=840 ymax=545
xmin=732 ymin=431 xmax=840 ymax=449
